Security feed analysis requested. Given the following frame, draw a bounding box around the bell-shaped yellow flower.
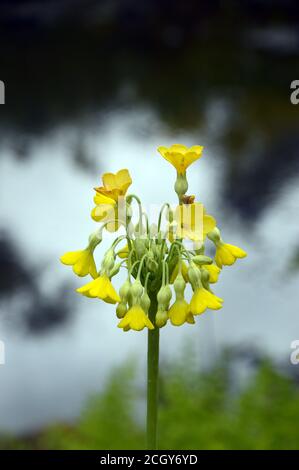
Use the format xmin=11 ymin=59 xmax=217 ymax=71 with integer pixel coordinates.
xmin=190 ymin=287 xmax=223 ymax=315
xmin=60 ymin=249 xmax=97 ymax=279
xmin=168 ymin=299 xmax=194 ymax=326
xmin=172 ymin=203 xmax=216 ymax=242
xmin=92 ymin=169 xmax=132 ymax=231
xmin=158 ymin=144 xmax=203 ymax=175
xmin=118 ymin=305 xmax=154 ymax=331
xmin=76 ymin=274 xmax=120 ymax=304
xmin=215 ymin=243 xmax=247 ymax=268
xmin=202 ymin=264 xmax=221 ymax=284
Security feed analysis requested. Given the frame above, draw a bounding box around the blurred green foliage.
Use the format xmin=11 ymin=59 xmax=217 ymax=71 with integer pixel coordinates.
xmin=1 ymin=355 xmax=299 ymax=450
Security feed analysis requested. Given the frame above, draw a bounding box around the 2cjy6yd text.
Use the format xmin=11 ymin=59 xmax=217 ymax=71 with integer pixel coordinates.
xmin=99 ymin=454 xmax=198 ymax=467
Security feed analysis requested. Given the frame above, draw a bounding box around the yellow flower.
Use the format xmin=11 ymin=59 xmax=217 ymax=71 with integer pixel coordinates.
xmin=172 ymin=203 xmax=216 ymax=242
xmin=168 ymin=299 xmax=194 ymax=326
xmin=170 ymin=261 xmax=189 ymax=284
xmin=158 ymin=144 xmax=203 ymax=174
xmin=202 ymin=264 xmax=221 ymax=284
xmin=91 ymin=169 xmax=132 ymax=231
xmin=60 ymin=249 xmax=97 ymax=279
xmin=117 ymin=244 xmax=129 ymax=259
xmin=118 ymin=305 xmax=154 ymax=331
xmin=190 ymin=287 xmax=223 ymax=315
xmin=76 ymin=274 xmax=120 ymax=304
xmin=215 ymin=243 xmax=247 ymax=268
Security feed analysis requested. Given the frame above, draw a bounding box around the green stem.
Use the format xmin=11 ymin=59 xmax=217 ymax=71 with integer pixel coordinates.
xmin=147 ymin=295 xmax=160 ymax=450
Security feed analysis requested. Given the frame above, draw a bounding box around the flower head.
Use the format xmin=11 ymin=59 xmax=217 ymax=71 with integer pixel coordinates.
xmin=60 ymin=249 xmax=97 ymax=279
xmin=215 ymin=243 xmax=247 ymax=268
xmin=158 ymin=144 xmax=203 ymax=175
xmin=118 ymin=305 xmax=154 ymax=331
xmin=76 ymin=274 xmax=120 ymax=304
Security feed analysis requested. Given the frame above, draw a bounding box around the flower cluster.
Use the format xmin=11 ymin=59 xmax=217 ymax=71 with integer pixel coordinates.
xmin=61 ymin=144 xmax=247 ymax=331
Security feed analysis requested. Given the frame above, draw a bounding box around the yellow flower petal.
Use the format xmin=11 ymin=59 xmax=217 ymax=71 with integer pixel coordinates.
xmin=60 ymin=249 xmax=97 ymax=279
xmin=118 ymin=305 xmax=154 ymax=331
xmin=215 ymin=243 xmax=247 ymax=268
xmin=76 ymin=275 xmax=120 ymax=304
xmin=168 ymin=299 xmax=191 ymax=326
xmin=158 ymin=144 xmax=203 ymax=174
xmin=202 ymin=264 xmax=221 ymax=284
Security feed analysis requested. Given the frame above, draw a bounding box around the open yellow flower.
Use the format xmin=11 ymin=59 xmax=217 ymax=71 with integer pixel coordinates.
xmin=91 ymin=169 xmax=132 ymax=231
xmin=60 ymin=249 xmax=97 ymax=279
xmin=118 ymin=305 xmax=154 ymax=331
xmin=76 ymin=274 xmax=120 ymax=304
xmin=168 ymin=299 xmax=194 ymax=326
xmin=158 ymin=144 xmax=203 ymax=175
xmin=190 ymin=287 xmax=223 ymax=315
xmin=172 ymin=203 xmax=216 ymax=242
xmin=202 ymin=264 xmax=221 ymax=284
xmin=215 ymin=243 xmax=247 ymax=268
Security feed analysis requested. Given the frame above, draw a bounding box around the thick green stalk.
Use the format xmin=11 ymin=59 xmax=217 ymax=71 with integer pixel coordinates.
xmin=147 ymin=295 xmax=160 ymax=450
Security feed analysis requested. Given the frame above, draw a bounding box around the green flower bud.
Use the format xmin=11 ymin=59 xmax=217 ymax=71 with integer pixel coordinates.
xmin=157 ymin=285 xmax=172 ymax=308
xmin=140 ymin=291 xmax=151 ymax=314
xmin=102 ymin=248 xmax=115 ymax=271
xmin=207 ymin=227 xmax=221 ymax=244
xmin=200 ymin=268 xmax=210 ymax=286
xmin=116 ymin=302 xmax=127 ymax=319
xmin=188 ymin=263 xmax=202 ymax=289
xmin=109 ymin=262 xmax=122 ymax=278
xmin=192 ymin=255 xmax=213 ymax=266
xmin=130 ymin=279 xmax=143 ymax=301
xmin=156 ymin=310 xmax=168 ymax=328
xmin=173 ymin=273 xmax=186 ymax=298
xmin=119 ymin=279 xmax=131 ymax=302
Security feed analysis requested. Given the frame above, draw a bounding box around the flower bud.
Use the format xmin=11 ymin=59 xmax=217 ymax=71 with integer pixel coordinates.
xmin=173 ymin=273 xmax=186 ymax=298
xmin=130 ymin=279 xmax=143 ymax=301
xmin=135 ymin=239 xmax=146 ymax=258
xmin=157 ymin=285 xmax=172 ymax=309
xmin=116 ymin=302 xmax=127 ymax=319
xmin=155 ymin=310 xmax=168 ymax=328
xmin=102 ymin=248 xmax=115 ymax=271
xmin=192 ymin=255 xmax=213 ymax=266
xmin=207 ymin=227 xmax=221 ymax=244
xmin=188 ymin=263 xmax=202 ymax=289
xmin=109 ymin=262 xmax=122 ymax=278
xmin=119 ymin=279 xmax=131 ymax=302
xmin=140 ymin=291 xmax=151 ymax=314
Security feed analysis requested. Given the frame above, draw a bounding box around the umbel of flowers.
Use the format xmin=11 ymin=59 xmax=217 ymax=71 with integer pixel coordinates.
xmin=61 ymin=144 xmax=247 ymax=331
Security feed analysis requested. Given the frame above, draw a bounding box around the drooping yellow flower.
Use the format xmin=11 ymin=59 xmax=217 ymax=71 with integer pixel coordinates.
xmin=158 ymin=144 xmax=203 ymax=175
xmin=91 ymin=169 xmax=132 ymax=231
xmin=172 ymin=203 xmax=216 ymax=242
xmin=60 ymin=249 xmax=97 ymax=279
xmin=215 ymin=243 xmax=247 ymax=268
xmin=168 ymin=299 xmax=194 ymax=326
xmin=190 ymin=287 xmax=223 ymax=316
xmin=202 ymin=264 xmax=221 ymax=284
xmin=118 ymin=305 xmax=154 ymax=331
xmin=76 ymin=274 xmax=120 ymax=304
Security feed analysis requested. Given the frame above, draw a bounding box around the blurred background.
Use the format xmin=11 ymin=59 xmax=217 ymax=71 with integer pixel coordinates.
xmin=0 ymin=0 xmax=299 ymax=450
